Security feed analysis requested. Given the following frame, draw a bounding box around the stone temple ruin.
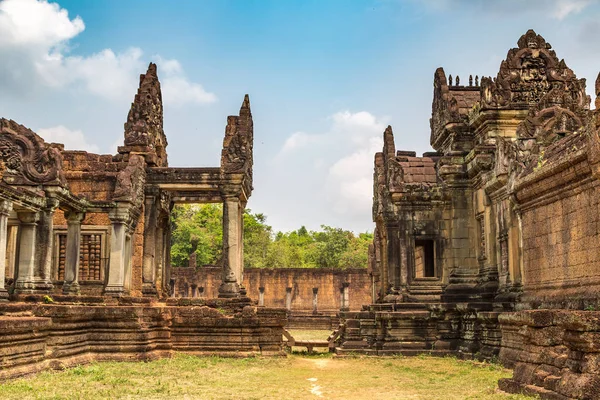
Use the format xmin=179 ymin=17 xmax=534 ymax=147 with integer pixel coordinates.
xmin=1 ymin=29 xmax=600 ymax=399
xmin=0 ymin=62 xmax=286 ymax=379
xmin=336 ymin=30 xmax=600 ymax=399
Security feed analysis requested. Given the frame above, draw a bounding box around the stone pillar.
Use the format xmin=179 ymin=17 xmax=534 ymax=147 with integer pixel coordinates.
xmin=0 ymin=200 xmax=12 ymax=300
xmin=238 ymin=200 xmax=246 ymax=294
xmin=123 ymin=233 xmax=133 ymax=292
xmin=312 ymin=287 xmax=319 ymax=314
xmin=63 ymin=211 xmax=85 ymax=294
xmin=164 ymin=221 xmax=172 ymax=296
xmin=387 ymin=224 xmax=401 ymax=292
xmin=105 ymin=207 xmax=129 ymax=296
xmin=258 ymin=287 xmax=265 ymax=306
xmin=154 ymin=219 xmax=165 ymax=296
xmin=142 ymin=195 xmax=158 ymax=296
xmin=285 ymin=287 xmax=292 ymax=311
xmin=15 ymin=211 xmax=40 ymax=293
xmin=34 ymin=199 xmax=59 ymax=292
xmin=218 ymin=197 xmax=241 ymax=298
xmin=6 ymin=224 xmax=18 ymax=281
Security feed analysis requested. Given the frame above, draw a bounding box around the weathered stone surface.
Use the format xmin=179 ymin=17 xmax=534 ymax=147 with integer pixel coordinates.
xmin=338 ymin=29 xmax=600 ymax=400
xmin=0 ymin=301 xmax=286 ymax=380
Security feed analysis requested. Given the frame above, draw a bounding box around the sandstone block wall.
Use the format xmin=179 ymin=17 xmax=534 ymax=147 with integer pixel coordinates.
xmin=499 ymin=310 xmax=600 ymax=400
xmin=0 ymin=301 xmax=286 ymax=380
xmin=171 ymin=267 xmax=373 ymax=311
xmin=517 ymin=146 xmax=600 ymax=309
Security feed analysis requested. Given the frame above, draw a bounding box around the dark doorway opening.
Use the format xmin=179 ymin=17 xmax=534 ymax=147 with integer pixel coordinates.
xmin=414 ymin=240 xmax=435 ymax=278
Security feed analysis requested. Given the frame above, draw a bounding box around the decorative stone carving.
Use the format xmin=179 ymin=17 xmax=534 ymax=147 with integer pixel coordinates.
xmin=430 ymin=68 xmax=462 ymax=137
xmin=113 ymin=154 xmax=146 ymax=209
xmin=480 ymin=30 xmax=588 ymax=111
xmin=596 ymin=72 xmax=600 ymax=111
xmin=0 ymin=119 xmax=66 ymax=186
xmin=123 ymin=63 xmax=168 ymax=167
xmin=221 ymin=95 xmax=253 ymax=179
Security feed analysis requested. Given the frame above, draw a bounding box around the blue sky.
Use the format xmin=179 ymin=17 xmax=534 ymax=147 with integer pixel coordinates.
xmin=1 ymin=0 xmax=599 ymax=233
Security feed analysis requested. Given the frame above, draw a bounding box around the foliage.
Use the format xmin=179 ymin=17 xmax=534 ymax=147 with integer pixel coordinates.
xmin=170 ymin=204 xmax=223 ymax=268
xmin=170 ymin=205 xmax=372 ymax=269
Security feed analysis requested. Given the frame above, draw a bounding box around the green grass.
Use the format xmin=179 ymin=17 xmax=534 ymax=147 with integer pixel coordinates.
xmin=0 ymin=353 xmax=534 ymax=399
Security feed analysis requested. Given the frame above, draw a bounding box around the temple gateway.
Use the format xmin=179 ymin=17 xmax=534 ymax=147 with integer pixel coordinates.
xmin=1 ymin=29 xmax=600 ymax=399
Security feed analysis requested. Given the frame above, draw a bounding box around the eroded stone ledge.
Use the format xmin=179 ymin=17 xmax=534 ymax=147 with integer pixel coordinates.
xmin=0 ymin=301 xmax=287 ymax=380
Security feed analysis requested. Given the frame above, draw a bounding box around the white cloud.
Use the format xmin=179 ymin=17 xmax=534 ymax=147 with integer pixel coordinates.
xmin=552 ymin=0 xmax=592 ymax=19
xmin=155 ymin=58 xmax=217 ymax=106
xmin=37 ymin=125 xmax=100 ymax=153
xmin=414 ymin=0 xmax=596 ymax=19
xmin=276 ymin=111 xmax=388 ymax=227
xmin=0 ymin=0 xmax=84 ymax=48
xmin=0 ymin=0 xmax=215 ymax=105
xmin=278 ymin=131 xmax=322 ymax=155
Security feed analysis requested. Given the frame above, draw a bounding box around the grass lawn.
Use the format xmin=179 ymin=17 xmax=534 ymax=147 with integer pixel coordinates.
xmin=0 ymin=352 xmax=533 ymax=400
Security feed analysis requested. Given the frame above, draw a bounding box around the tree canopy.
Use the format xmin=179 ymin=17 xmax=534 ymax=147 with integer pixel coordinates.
xmin=170 ymin=204 xmax=372 ymax=269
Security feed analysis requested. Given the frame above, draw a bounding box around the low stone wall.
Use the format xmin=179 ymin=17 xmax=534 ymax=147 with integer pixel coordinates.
xmin=498 ymin=310 xmax=600 ymax=400
xmin=336 ymin=303 xmax=501 ymax=359
xmin=172 ymin=267 xmax=373 ymax=312
xmin=0 ymin=299 xmax=286 ymax=380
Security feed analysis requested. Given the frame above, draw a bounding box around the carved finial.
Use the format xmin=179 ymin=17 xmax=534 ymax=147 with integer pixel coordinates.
xmin=517 ymin=29 xmax=550 ymax=50
xmin=475 ymin=75 xmax=479 ymax=86
xmin=240 ymin=94 xmax=251 ymax=117
xmin=456 ymin=75 xmax=460 ymax=86
xmin=448 ymin=75 xmax=453 ymax=86
xmin=383 ymin=125 xmax=395 ymax=159
xmin=122 ymin=62 xmax=167 ymax=167
xmin=469 ymin=75 xmax=473 ymax=86
xmin=595 ymin=72 xmax=600 ymax=109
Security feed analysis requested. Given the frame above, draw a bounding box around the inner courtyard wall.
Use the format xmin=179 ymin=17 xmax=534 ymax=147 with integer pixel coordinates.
xmin=171 ymin=266 xmax=372 ymax=312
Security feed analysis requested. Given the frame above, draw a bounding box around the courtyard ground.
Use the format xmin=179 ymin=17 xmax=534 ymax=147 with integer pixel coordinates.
xmin=0 ymin=343 xmax=534 ymax=400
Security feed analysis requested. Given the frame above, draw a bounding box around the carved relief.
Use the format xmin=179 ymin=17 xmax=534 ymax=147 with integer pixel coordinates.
xmin=0 ymin=119 xmax=66 ymax=186
xmin=123 ymin=63 xmax=168 ymax=167
xmin=113 ymin=154 xmax=146 ymax=209
xmin=388 ymin=159 xmax=404 ymax=192
xmin=221 ymin=96 xmax=254 ymax=181
xmin=480 ymin=30 xmax=588 ymax=112
xmin=431 ymin=68 xmax=462 ymax=137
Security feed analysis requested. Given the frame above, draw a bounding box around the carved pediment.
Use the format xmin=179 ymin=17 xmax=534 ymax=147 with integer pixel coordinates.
xmin=481 ymin=30 xmax=588 ymax=113
xmin=0 ymin=119 xmax=66 ymax=186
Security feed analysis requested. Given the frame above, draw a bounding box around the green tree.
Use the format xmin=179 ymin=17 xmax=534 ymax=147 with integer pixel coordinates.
xmin=170 ymin=204 xmax=223 ymax=267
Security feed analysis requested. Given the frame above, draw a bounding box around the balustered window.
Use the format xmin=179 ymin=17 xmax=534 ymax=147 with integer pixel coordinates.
xmin=54 ymin=229 xmax=109 ymax=282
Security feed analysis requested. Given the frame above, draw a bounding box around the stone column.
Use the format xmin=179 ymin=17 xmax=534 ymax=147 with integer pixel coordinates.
xmin=238 ymin=200 xmax=246 ymax=294
xmin=0 ymin=200 xmax=12 ymax=300
xmin=258 ymin=287 xmax=265 ymax=306
xmin=63 ymin=211 xmax=85 ymax=294
xmin=386 ymin=224 xmax=401 ymax=292
xmin=33 ymin=199 xmax=59 ymax=292
xmin=15 ymin=211 xmax=40 ymax=293
xmin=154 ymin=218 xmax=165 ymax=296
xmin=218 ymin=197 xmax=241 ymax=298
xmin=285 ymin=287 xmax=292 ymax=311
xmin=6 ymin=224 xmax=18 ymax=281
xmin=312 ymin=287 xmax=319 ymax=314
xmin=105 ymin=207 xmax=129 ymax=296
xmin=123 ymin=232 xmax=133 ymax=292
xmin=142 ymin=195 xmax=157 ymax=296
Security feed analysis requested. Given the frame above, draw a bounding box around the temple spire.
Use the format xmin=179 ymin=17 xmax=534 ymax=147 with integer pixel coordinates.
xmin=595 ymin=72 xmax=600 ymax=110
xmin=120 ymin=62 xmax=167 ymax=167
xmin=383 ymin=125 xmax=395 ymax=160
